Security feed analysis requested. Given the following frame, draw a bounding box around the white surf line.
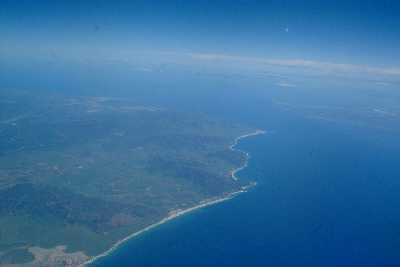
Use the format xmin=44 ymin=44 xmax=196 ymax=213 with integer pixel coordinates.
xmin=82 ymin=129 xmax=265 ymax=267
xmin=81 ymin=184 xmax=255 ymax=267
xmin=229 ymin=129 xmax=266 ymax=181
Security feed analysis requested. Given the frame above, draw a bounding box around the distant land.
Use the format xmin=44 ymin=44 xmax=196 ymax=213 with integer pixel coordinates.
xmin=0 ymin=89 xmax=260 ymax=266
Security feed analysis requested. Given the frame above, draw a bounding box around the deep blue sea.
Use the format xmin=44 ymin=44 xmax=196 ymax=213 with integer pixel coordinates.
xmin=91 ymin=107 xmax=400 ymax=267
xmin=3 ymin=61 xmax=399 ymax=266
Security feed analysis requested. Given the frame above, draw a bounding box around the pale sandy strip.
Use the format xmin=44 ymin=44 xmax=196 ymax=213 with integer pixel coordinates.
xmin=230 ymin=129 xmax=266 ymax=180
xmin=81 ymin=188 xmax=252 ymax=266
xmin=82 ymin=129 xmax=265 ymax=266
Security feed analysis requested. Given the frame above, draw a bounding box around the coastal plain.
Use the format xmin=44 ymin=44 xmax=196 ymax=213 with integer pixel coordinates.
xmin=0 ymin=90 xmax=254 ymax=266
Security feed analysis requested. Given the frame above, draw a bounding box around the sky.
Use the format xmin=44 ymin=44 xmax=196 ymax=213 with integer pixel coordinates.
xmin=1 ymin=0 xmax=400 ymax=80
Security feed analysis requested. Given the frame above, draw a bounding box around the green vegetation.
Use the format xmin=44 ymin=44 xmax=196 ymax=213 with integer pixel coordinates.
xmin=0 ymin=91 xmax=252 ymax=265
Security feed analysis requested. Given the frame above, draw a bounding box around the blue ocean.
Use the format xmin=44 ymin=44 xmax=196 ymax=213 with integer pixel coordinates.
xmin=2 ymin=1 xmax=400 ymax=266
xmin=3 ymin=59 xmax=399 ymax=266
xmin=90 ymin=82 xmax=400 ymax=267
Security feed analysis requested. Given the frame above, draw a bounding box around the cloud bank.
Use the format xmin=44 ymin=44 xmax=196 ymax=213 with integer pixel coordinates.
xmin=188 ymin=53 xmax=400 ymax=78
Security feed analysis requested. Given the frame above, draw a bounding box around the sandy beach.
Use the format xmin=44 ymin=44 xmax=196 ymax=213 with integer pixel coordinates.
xmin=82 ymin=129 xmax=265 ymax=267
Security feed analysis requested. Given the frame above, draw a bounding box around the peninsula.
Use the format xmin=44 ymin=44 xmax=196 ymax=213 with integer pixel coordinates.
xmin=0 ymin=91 xmax=264 ymax=266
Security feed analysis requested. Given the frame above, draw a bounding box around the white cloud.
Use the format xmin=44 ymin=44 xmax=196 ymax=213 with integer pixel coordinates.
xmin=375 ymin=81 xmax=391 ymax=86
xmin=276 ymin=82 xmax=296 ymax=88
xmin=188 ymin=53 xmax=400 ymax=78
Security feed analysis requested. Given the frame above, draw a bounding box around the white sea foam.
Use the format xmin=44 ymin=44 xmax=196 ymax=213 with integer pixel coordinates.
xmin=82 ymin=129 xmax=265 ymax=266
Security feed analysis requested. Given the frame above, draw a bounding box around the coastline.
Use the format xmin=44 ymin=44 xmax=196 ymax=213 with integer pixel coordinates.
xmin=82 ymin=129 xmax=265 ymax=267
xmin=230 ymin=129 xmax=266 ymax=180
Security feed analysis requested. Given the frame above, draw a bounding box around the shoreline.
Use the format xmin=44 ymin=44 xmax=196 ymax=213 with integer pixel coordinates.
xmin=82 ymin=129 xmax=265 ymax=267
xmin=230 ymin=129 xmax=266 ymax=180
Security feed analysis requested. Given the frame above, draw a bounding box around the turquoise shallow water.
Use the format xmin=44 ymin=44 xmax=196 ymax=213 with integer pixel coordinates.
xmin=91 ymin=113 xmax=400 ymax=267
